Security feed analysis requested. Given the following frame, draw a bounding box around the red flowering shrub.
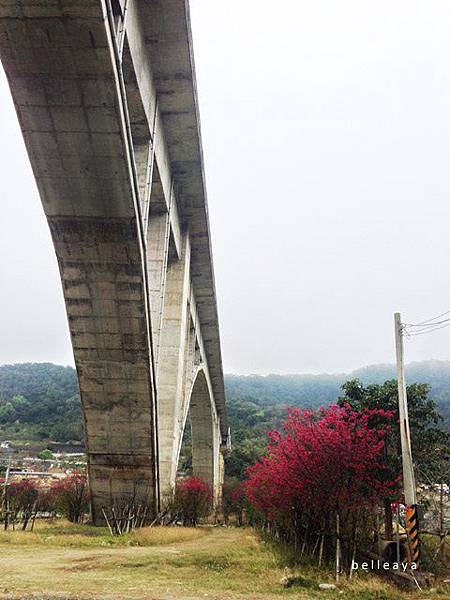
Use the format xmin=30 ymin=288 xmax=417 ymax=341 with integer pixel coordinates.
xmin=245 ymin=405 xmax=400 ymax=561
xmin=5 ymin=479 xmax=39 ymax=529
xmin=7 ymin=479 xmax=39 ymax=512
xmin=222 ymin=478 xmax=246 ymax=525
xmin=50 ymin=473 xmax=90 ymax=523
xmin=36 ymin=485 xmax=58 ymax=515
xmin=173 ymin=476 xmax=212 ymax=526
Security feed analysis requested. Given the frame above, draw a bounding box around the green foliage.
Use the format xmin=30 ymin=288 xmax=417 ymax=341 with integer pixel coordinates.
xmin=224 ymin=398 xmax=282 ymax=478
xmin=37 ymin=449 xmax=54 ymax=460
xmin=1 ymin=361 xmax=449 ymax=485
xmin=338 ymin=378 xmax=450 ymax=485
xmin=226 ymin=360 xmax=450 ymax=423
xmin=0 ymin=363 xmax=82 ymax=443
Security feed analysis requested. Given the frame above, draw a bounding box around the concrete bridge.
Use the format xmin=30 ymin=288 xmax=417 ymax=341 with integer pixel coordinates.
xmin=0 ymin=0 xmax=229 ymax=523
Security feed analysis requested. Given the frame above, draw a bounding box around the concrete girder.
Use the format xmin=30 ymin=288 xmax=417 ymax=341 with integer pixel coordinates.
xmin=0 ymin=0 xmax=160 ymax=522
xmin=0 ymin=0 xmax=228 ymax=522
xmin=134 ymin=0 xmax=228 ymax=438
xmin=122 ymin=0 xmax=182 ymax=257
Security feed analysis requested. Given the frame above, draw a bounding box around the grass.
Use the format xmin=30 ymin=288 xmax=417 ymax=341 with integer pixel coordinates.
xmin=0 ymin=520 xmax=449 ymax=599
xmin=0 ymin=520 xmax=206 ymax=548
xmin=420 ymin=533 xmax=450 ymax=576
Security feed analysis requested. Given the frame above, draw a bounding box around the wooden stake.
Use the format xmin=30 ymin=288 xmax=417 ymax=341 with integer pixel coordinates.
xmin=336 ymin=513 xmax=340 ymax=584
xmin=102 ymin=508 xmax=114 ymax=536
xmin=349 ymin=544 xmax=356 ymax=579
xmin=318 ymin=533 xmax=325 ymax=567
xmin=376 ymin=513 xmax=382 ymax=557
xmin=312 ymin=534 xmax=320 ymax=557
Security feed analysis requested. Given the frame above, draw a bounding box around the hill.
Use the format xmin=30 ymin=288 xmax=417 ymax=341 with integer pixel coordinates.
xmin=0 ymin=363 xmax=82 ymax=443
xmin=1 ymin=361 xmax=449 ymax=476
xmin=226 ymin=360 xmax=450 ymax=411
xmin=224 ymin=361 xmax=450 ymax=476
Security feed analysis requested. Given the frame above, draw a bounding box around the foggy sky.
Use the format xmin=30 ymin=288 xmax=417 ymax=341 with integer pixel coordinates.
xmin=1 ymin=0 xmax=450 ymax=374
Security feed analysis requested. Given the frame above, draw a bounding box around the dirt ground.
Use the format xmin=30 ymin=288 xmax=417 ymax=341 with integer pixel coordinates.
xmin=0 ymin=521 xmax=448 ymax=600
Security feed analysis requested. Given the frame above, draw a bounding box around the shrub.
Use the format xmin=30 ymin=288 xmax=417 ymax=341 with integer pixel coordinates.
xmin=222 ymin=478 xmax=246 ymax=525
xmin=37 ymin=449 xmax=54 ymax=460
xmin=173 ymin=476 xmax=212 ymax=526
xmin=245 ymin=405 xmax=399 ymax=564
xmin=6 ymin=479 xmax=39 ymax=529
xmin=50 ymin=473 xmax=89 ymax=523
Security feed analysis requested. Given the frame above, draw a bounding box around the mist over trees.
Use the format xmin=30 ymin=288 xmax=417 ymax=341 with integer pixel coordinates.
xmin=0 ymin=361 xmax=449 ymax=479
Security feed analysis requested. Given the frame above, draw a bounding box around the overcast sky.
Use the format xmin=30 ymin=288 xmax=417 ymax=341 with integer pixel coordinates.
xmin=1 ymin=0 xmax=450 ymax=374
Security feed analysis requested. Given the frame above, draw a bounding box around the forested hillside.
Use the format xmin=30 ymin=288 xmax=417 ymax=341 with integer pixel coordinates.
xmin=0 ymin=363 xmax=82 ymax=442
xmin=1 ymin=361 xmax=449 ymax=476
xmin=226 ymin=361 xmax=450 ymax=412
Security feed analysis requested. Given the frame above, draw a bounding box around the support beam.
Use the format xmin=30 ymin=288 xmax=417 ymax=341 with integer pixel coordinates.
xmin=124 ymin=0 xmax=182 ymax=256
xmin=157 ymin=233 xmax=191 ymax=497
xmin=146 ymin=212 xmax=170 ymax=370
xmin=0 ymin=2 xmax=159 ymax=523
xmin=189 ymin=368 xmax=222 ymax=505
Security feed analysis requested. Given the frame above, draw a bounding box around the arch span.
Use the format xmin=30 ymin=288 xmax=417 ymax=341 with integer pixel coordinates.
xmin=187 ymin=367 xmax=223 ymax=505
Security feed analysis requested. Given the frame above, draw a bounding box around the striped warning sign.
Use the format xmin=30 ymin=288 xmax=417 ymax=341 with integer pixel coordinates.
xmin=405 ymin=504 xmax=420 ymax=566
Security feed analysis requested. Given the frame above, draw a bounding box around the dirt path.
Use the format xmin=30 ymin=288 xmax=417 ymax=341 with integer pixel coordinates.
xmin=0 ymin=527 xmax=294 ymax=600
xmin=0 ymin=525 xmax=435 ymax=600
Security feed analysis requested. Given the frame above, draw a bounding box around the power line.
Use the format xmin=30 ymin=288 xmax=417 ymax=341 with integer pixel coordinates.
xmin=404 ymin=317 xmax=450 ymax=329
xmin=401 ymin=309 xmax=450 ymax=338
xmin=405 ymin=309 xmax=450 ymax=328
xmin=404 ymin=321 xmax=450 ymax=337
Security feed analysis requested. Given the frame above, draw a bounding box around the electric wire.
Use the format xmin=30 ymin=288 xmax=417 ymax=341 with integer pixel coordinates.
xmin=404 ymin=309 xmax=450 ymax=327
xmin=402 ymin=309 xmax=450 ymax=338
xmin=403 ymin=321 xmax=450 ymax=337
xmin=404 ymin=317 xmax=450 ymax=329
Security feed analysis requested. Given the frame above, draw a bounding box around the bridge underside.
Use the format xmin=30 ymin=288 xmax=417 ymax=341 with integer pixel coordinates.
xmin=0 ymin=0 xmax=228 ymax=522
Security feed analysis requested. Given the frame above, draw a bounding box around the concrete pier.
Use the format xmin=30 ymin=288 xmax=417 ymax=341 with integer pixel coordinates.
xmin=0 ymin=0 xmax=229 ymax=522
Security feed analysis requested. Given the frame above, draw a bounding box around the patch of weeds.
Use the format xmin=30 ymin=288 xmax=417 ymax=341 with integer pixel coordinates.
xmin=196 ymin=556 xmax=237 ymax=571
xmin=42 ymin=524 xmax=109 ymax=537
xmin=434 ymin=585 xmax=450 ymax=596
xmin=343 ymin=592 xmax=404 ymax=600
xmin=288 ymin=574 xmax=317 ymax=589
xmin=168 ymin=553 xmax=237 ymax=572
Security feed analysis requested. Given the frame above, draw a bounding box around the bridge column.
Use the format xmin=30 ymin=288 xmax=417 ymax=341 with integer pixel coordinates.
xmin=146 ymin=212 xmax=170 ymax=370
xmin=189 ymin=368 xmax=223 ymax=507
xmin=157 ymin=234 xmax=191 ymax=500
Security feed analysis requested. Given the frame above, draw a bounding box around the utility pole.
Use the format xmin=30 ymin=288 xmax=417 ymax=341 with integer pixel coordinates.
xmin=394 ymin=312 xmax=420 ymax=566
xmin=2 ymin=452 xmax=12 ymax=509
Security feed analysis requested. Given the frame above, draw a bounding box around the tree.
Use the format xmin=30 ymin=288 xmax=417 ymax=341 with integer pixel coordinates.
xmin=0 ymin=401 xmax=15 ymax=424
xmin=6 ymin=479 xmax=39 ymax=529
xmin=37 ymin=449 xmax=54 ymax=461
xmin=338 ymin=379 xmax=450 ymax=535
xmin=173 ymin=476 xmax=212 ymax=526
xmin=338 ymin=379 xmax=448 ymax=466
xmin=222 ymin=478 xmax=246 ymax=525
xmin=245 ymin=405 xmax=398 ymax=564
xmin=50 ymin=473 xmax=89 ymax=523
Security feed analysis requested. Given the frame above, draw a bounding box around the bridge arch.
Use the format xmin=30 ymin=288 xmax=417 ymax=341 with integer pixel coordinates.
xmin=184 ymin=367 xmax=223 ymax=503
